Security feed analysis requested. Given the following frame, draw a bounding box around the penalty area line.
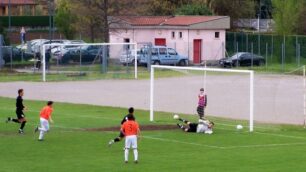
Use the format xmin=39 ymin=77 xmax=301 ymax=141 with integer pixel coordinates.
xmin=142 ymin=135 xmax=306 ymax=150
xmin=142 ymin=136 xmax=225 ymax=149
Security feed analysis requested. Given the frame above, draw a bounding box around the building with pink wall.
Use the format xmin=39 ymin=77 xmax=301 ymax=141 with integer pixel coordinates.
xmin=109 ymin=16 xmax=230 ymax=64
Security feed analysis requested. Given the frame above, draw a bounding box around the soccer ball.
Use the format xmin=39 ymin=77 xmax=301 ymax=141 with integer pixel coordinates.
xmin=173 ymin=114 xmax=179 ymax=119
xmin=236 ymin=124 xmax=243 ymax=130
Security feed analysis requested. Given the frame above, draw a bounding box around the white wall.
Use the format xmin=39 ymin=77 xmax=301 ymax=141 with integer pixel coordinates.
xmin=109 ymin=28 xmax=226 ymax=63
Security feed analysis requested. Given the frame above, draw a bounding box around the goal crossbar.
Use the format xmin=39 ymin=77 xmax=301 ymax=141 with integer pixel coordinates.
xmin=149 ymin=65 xmax=254 ymax=132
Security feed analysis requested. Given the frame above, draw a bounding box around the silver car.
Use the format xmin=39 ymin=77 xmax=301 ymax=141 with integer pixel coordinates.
xmin=120 ymin=49 xmax=140 ymax=66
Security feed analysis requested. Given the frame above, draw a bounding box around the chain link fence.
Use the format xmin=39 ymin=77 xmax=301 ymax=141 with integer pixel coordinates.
xmin=226 ymin=32 xmax=306 ymax=72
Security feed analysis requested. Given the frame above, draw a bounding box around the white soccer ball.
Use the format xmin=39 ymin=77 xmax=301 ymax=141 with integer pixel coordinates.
xmin=236 ymin=124 xmax=243 ymax=130
xmin=173 ymin=114 xmax=179 ymax=119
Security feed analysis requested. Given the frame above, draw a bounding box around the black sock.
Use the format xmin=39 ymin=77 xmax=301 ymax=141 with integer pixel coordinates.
xmin=20 ymin=121 xmax=26 ymax=130
xmin=12 ymin=119 xmax=20 ymax=123
xmin=179 ymin=118 xmax=188 ymax=124
xmin=114 ymin=137 xmax=121 ymax=142
xmin=177 ymin=123 xmax=184 ymax=129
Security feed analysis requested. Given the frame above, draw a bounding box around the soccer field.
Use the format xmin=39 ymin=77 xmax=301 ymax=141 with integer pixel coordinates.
xmin=1 ymin=97 xmax=306 ymax=172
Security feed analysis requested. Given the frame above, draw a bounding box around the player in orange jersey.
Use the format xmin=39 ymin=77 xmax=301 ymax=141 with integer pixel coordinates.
xmin=34 ymin=101 xmax=54 ymax=141
xmin=121 ymin=114 xmax=140 ymax=164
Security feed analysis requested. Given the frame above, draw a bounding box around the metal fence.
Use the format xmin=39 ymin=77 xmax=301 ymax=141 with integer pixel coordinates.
xmin=226 ymin=32 xmax=306 ymax=72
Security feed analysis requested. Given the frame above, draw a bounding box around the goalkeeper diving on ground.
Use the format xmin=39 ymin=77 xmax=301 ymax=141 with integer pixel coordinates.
xmin=174 ymin=114 xmax=214 ymax=134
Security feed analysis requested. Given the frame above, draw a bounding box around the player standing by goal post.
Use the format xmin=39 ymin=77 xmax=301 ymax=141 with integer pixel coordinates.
xmin=121 ymin=114 xmax=140 ymax=164
xmin=197 ymin=88 xmax=207 ymax=119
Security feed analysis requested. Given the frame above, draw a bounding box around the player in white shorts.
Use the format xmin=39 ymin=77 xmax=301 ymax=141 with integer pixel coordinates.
xmin=34 ymin=101 xmax=54 ymax=141
xmin=121 ymin=114 xmax=140 ymax=164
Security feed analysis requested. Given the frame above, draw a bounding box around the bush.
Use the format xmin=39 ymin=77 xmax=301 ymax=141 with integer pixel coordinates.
xmin=0 ymin=16 xmax=53 ymax=27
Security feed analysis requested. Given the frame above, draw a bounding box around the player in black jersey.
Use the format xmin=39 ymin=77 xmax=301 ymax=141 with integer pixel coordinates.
xmin=108 ymin=107 xmax=135 ymax=146
xmin=6 ymin=89 xmax=27 ymax=134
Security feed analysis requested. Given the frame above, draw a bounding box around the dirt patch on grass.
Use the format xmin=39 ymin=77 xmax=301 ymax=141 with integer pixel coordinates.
xmin=85 ymin=124 xmax=177 ymax=132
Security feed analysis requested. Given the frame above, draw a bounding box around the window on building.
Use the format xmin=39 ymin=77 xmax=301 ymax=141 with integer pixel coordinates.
xmin=124 ymin=38 xmax=130 ymax=50
xmin=179 ymin=32 xmax=183 ymax=38
xmin=215 ymin=32 xmax=220 ymax=38
xmin=172 ymin=31 xmax=175 ymax=39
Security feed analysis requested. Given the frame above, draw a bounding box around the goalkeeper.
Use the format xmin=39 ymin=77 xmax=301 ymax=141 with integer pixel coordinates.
xmin=175 ymin=115 xmax=214 ymax=134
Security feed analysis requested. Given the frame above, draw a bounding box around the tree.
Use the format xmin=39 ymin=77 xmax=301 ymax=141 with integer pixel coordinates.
xmin=175 ymin=3 xmax=213 ymax=15
xmin=272 ymin=0 xmax=304 ymax=35
xmin=67 ymin=0 xmax=145 ymax=42
xmin=296 ymin=1 xmax=306 ymax=34
xmin=209 ymin=0 xmax=256 ymax=28
xmin=54 ymin=0 xmax=76 ymax=39
xmin=145 ymin=0 xmax=190 ymax=15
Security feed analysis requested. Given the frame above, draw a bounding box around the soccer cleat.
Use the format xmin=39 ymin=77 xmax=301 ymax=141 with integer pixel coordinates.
xmin=125 ymin=161 xmax=128 ymax=164
xmin=38 ymin=139 xmax=44 ymax=141
xmin=34 ymin=126 xmax=39 ymax=133
xmin=134 ymin=160 xmax=138 ymax=164
xmin=108 ymin=140 xmax=114 ymax=147
xmin=5 ymin=117 xmax=11 ymax=123
xmin=18 ymin=129 xmax=24 ymax=134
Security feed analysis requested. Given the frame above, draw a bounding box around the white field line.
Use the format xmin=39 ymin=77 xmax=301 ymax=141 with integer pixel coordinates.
xmin=142 ymin=135 xmax=306 ymax=149
xmin=224 ymin=142 xmax=306 ymax=149
xmin=142 ymin=136 xmax=225 ymax=149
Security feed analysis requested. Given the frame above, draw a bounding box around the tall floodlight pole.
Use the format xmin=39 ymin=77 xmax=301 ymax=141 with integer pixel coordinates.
xmin=8 ymin=0 xmax=11 ymax=44
xmin=48 ymin=0 xmax=51 ymax=42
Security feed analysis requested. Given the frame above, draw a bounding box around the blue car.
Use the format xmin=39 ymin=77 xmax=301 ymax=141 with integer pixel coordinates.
xmin=139 ymin=46 xmax=188 ymax=66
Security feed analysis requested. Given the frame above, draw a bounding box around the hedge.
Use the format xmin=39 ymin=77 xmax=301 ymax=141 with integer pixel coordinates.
xmin=0 ymin=16 xmax=54 ymax=27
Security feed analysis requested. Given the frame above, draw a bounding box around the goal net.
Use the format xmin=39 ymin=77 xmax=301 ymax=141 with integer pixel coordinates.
xmin=41 ymin=42 xmax=138 ymax=81
xmin=150 ymin=65 xmax=254 ymax=132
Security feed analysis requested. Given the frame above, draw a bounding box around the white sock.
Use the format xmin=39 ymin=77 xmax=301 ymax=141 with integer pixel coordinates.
xmin=39 ymin=130 xmax=45 ymax=140
xmin=125 ymin=149 xmax=129 ymax=162
xmin=133 ymin=149 xmax=138 ymax=161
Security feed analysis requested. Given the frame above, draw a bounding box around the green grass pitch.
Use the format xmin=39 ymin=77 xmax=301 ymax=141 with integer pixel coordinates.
xmin=1 ymin=97 xmax=306 ymax=172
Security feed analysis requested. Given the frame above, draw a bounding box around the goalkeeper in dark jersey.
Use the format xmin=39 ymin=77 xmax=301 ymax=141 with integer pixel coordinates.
xmin=108 ymin=107 xmax=135 ymax=146
xmin=6 ymin=89 xmax=27 ymax=134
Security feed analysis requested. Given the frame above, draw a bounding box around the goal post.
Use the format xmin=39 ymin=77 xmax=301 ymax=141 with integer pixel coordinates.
xmin=149 ymin=65 xmax=254 ymax=132
xmin=42 ymin=42 xmax=137 ymax=82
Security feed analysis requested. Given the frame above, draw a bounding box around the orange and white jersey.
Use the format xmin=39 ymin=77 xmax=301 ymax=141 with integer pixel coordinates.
xmin=40 ymin=106 xmax=53 ymax=120
xmin=121 ymin=120 xmax=139 ymax=136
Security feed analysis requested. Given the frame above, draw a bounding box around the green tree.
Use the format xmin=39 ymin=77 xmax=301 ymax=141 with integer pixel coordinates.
xmin=296 ymin=1 xmax=306 ymax=34
xmin=146 ymin=0 xmax=190 ymax=15
xmin=272 ymin=0 xmax=304 ymax=35
xmin=210 ymin=0 xmax=256 ymax=28
xmin=175 ymin=3 xmax=213 ymax=15
xmin=54 ymin=0 xmax=76 ymax=39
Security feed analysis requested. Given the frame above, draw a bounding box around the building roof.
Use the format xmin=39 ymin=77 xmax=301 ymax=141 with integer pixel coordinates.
xmin=116 ymin=16 xmax=226 ymax=26
xmin=0 ymin=0 xmax=36 ymax=5
xmin=163 ymin=16 xmax=222 ymax=26
xmin=118 ymin=16 xmax=171 ymax=26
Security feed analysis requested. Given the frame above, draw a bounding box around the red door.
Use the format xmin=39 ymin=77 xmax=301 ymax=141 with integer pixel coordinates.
xmin=193 ymin=39 xmax=202 ymax=64
xmin=155 ymin=38 xmax=166 ymax=46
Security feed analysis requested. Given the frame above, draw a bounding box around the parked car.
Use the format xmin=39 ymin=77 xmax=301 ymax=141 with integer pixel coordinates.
xmin=1 ymin=46 xmax=34 ymax=64
xmin=119 ymin=49 xmax=140 ymax=66
xmin=219 ymin=52 xmax=265 ymax=67
xmin=58 ymin=45 xmax=103 ymax=64
xmin=139 ymin=46 xmax=188 ymax=66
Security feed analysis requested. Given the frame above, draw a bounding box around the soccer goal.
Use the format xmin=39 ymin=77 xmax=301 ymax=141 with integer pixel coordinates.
xmin=149 ymin=65 xmax=254 ymax=132
xmin=41 ymin=42 xmax=137 ymax=82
